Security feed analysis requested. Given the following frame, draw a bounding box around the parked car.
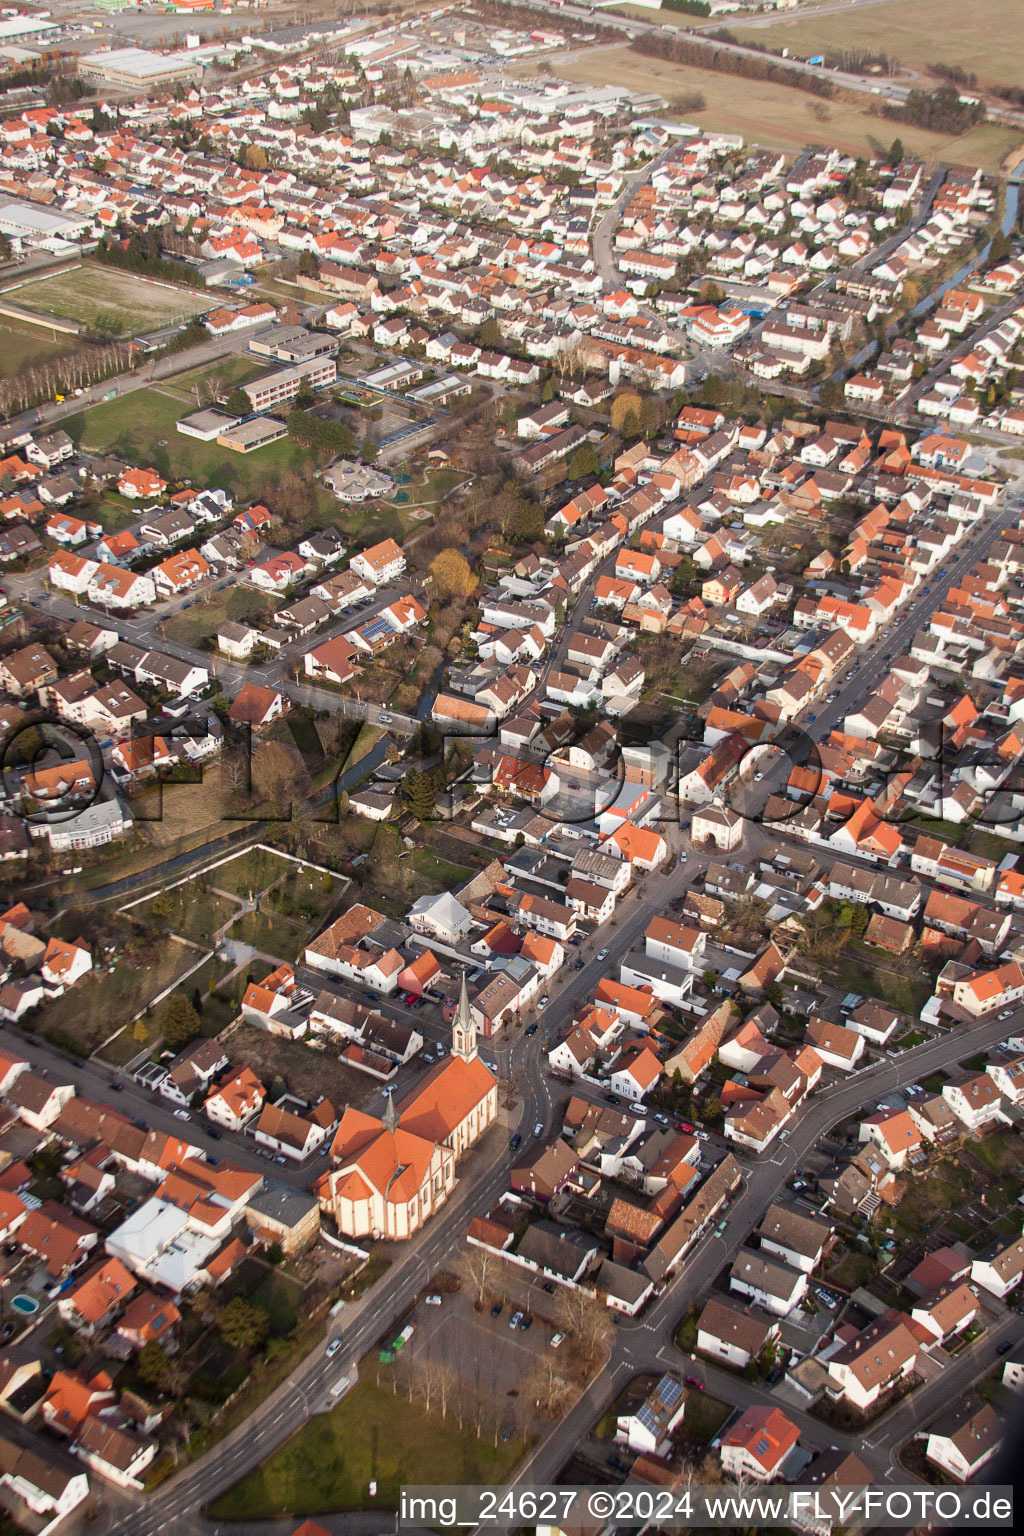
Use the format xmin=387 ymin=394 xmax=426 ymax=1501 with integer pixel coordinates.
xmin=173 ymin=1110 xmax=191 ymax=1122
xmin=491 ymin=1301 xmax=503 ymax=1318
xmin=533 ymin=1122 xmax=544 ymax=1137
xmin=693 ymin=1128 xmax=710 ymax=1142
xmin=684 ymin=1375 xmax=704 ymax=1391
xmin=676 ymin=1120 xmax=694 ymax=1134
xmin=997 ymin=1340 xmax=1013 ymax=1356
xmin=509 ymin=1134 xmax=522 ymax=1153
xmin=519 ymin=1314 xmax=533 ymax=1331
xmin=597 ymin=947 xmax=609 ymax=961
xmin=551 ymin=1332 xmax=565 ymax=1349
xmin=539 ymin=994 xmax=550 ymax=1007
xmin=509 ymin=1311 xmax=523 ymax=1329
xmin=425 ymin=1293 xmax=442 ymax=1306
xmin=525 ymin=1023 xmax=538 ymax=1037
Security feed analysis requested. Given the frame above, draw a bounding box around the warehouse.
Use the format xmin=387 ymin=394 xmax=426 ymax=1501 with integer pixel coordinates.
xmin=78 ymin=47 xmax=203 ymax=91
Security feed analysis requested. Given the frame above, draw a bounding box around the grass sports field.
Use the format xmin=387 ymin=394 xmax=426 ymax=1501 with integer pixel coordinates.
xmin=555 ymin=48 xmax=1023 ymax=171
xmin=728 ymin=0 xmax=1024 ymax=95
xmin=6 ymin=264 xmax=210 ymax=334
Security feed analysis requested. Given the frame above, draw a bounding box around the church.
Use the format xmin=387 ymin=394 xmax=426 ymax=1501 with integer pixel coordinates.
xmin=314 ymin=973 xmax=498 ymax=1241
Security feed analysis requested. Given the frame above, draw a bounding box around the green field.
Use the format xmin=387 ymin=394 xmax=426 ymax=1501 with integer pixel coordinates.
xmin=730 ymin=0 xmax=1024 ymax=96
xmin=61 ymin=387 xmax=323 ymax=497
xmin=161 ymin=585 xmax=275 ymax=648
xmin=0 ymin=317 xmax=83 ymax=380
xmin=5 ymin=264 xmax=211 ymax=335
xmin=208 ymin=1374 xmax=528 ymax=1519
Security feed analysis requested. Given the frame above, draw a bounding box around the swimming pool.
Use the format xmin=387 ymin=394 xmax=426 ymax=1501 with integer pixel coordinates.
xmin=10 ymin=1294 xmax=39 ymax=1316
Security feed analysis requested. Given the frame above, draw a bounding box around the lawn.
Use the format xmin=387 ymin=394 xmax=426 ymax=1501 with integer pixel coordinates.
xmin=729 ymin=0 xmax=1024 ymax=96
xmin=247 ymin=1267 xmax=304 ymax=1336
xmin=162 ymin=354 xmax=266 ymax=403
xmin=826 ymin=947 xmax=932 ymax=1016
xmin=6 ymin=264 xmax=211 ymax=334
xmin=225 ymin=907 xmax=307 ymax=958
xmin=208 ymin=846 xmax=292 ymax=899
xmin=551 ymin=47 xmax=1024 ymax=172
xmin=0 ymin=317 xmax=84 ymax=380
xmin=207 ymin=1373 xmax=530 ymax=1519
xmin=408 ymin=848 xmax=473 ymax=890
xmin=61 ymin=387 xmax=326 ymax=499
xmin=678 ymin=1389 xmax=731 ymax=1446
xmin=132 ymin=883 xmax=240 ymax=946
xmin=161 ymin=586 xmax=275 ymax=648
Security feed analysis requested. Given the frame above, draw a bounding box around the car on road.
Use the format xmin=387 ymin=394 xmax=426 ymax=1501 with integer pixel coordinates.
xmin=110 ymin=1080 xmax=124 ymax=1092
xmin=574 ymin=959 xmax=584 ymax=970
xmin=997 ymin=1340 xmax=1013 ymax=1356
xmin=525 ymin=1023 xmax=538 ymax=1037
xmin=999 ymin=1008 xmax=1014 ymax=1020
xmin=676 ymin=1120 xmax=693 ymax=1134
xmin=326 ymin=1339 xmax=341 ymax=1358
xmin=533 ymin=1122 xmax=544 ymax=1138
xmin=754 ymin=771 xmax=763 ymax=781
xmin=509 ymin=1311 xmax=523 ymax=1329
xmin=693 ymin=1127 xmax=710 ymax=1141
xmin=274 ymin=1155 xmax=288 ymax=1166
xmin=605 ymin=1093 xmax=622 ymax=1106
xmin=597 ymin=947 xmax=609 ymax=960
xmin=630 ymin=1105 xmax=646 ymax=1118
xmin=173 ymin=1110 xmax=191 ymax=1122
xmin=509 ymin=1134 xmax=521 ymax=1153
xmin=684 ymin=1375 xmax=704 ymax=1391
xmin=378 ymin=713 xmax=393 ymax=724
xmin=207 ymin=1128 xmax=222 ymax=1140
xmin=653 ymin=1112 xmax=669 ymax=1125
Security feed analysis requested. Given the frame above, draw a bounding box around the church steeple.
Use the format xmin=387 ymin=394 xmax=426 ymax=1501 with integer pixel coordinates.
xmin=452 ymin=970 xmax=477 ymax=1062
xmin=382 ymin=1088 xmax=399 ymax=1133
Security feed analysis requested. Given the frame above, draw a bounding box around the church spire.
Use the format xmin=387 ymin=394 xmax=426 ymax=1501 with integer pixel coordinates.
xmin=452 ymin=969 xmax=477 ymax=1062
xmin=382 ymin=1088 xmax=399 ymax=1133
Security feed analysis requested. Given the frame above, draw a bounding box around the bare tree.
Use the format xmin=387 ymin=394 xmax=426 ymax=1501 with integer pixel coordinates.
xmin=457 ymin=1245 xmax=501 ymax=1310
xmin=552 ymin=1288 xmax=614 ymax=1373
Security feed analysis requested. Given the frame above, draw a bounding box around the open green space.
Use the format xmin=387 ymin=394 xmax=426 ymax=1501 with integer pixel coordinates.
xmin=208 ymin=1372 xmax=529 ymax=1519
xmin=225 ymin=908 xmax=305 ymax=959
xmin=553 ymin=47 xmax=1023 ymax=173
xmin=0 ymin=317 xmax=84 ymax=380
xmin=38 ymin=939 xmax=198 ymax=1056
xmin=6 ymin=264 xmax=210 ymax=334
xmin=826 ymin=946 xmax=932 ymax=1016
xmin=729 ymin=0 xmax=1024 ymax=97
xmin=163 ymin=354 xmax=266 ymax=402
xmin=207 ymin=846 xmax=292 ymax=900
xmin=407 ymin=848 xmax=473 ymax=890
xmin=132 ymin=883 xmax=240 ymax=946
xmin=61 ymin=387 xmax=324 ymax=498
xmin=161 ymin=586 xmax=275 ymax=648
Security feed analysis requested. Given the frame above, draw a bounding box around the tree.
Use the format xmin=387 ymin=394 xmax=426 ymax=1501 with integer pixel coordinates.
xmin=457 ymin=1245 xmax=501 ymax=1309
xmin=297 ymin=249 xmax=319 ymax=279
xmin=360 ymin=436 xmax=379 ymax=462
xmin=430 ymin=548 xmax=476 ymax=600
xmin=610 ymin=390 xmax=644 ymax=435
xmin=151 ymin=889 xmax=174 ymax=921
xmin=159 ymin=993 xmax=202 ymax=1051
xmin=241 ymin=144 xmax=268 ymax=171
xmin=219 ymin=1296 xmax=269 ymax=1352
xmin=225 ymin=388 xmax=250 ymax=418
xmin=403 ymin=768 xmax=437 ymax=822
xmin=137 ymin=1340 xmax=169 ymax=1387
xmin=567 ymin=442 xmax=599 ymax=480
xmin=477 ymin=316 xmax=502 ymax=349
xmin=551 ymin=1289 xmax=613 ymax=1373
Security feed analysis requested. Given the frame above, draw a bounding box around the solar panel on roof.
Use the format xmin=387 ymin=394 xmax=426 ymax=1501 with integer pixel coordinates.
xmin=656 ymin=1375 xmax=683 ymax=1408
xmin=636 ymin=1404 xmax=659 ymax=1433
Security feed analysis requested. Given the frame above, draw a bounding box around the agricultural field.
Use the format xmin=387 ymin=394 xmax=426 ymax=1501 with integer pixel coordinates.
xmin=553 ymin=48 xmax=1023 ymax=172
xmin=7 ymin=264 xmax=211 ymax=334
xmin=729 ymin=0 xmax=1024 ymax=96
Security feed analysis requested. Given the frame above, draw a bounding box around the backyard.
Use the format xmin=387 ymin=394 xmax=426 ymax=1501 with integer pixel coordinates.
xmin=208 ymin=1371 xmax=529 ymax=1519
